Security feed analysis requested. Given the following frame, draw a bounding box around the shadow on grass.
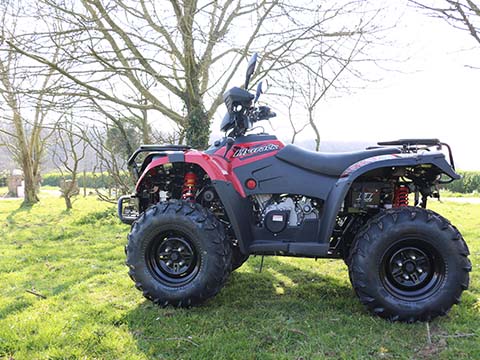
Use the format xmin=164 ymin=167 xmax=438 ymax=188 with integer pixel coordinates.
xmin=0 ymin=299 xmax=33 ymax=321
xmin=5 ymin=202 xmax=33 ymax=225
xmin=122 ymin=255 xmax=480 ymax=358
xmin=122 ymin=256 xmax=362 ymax=357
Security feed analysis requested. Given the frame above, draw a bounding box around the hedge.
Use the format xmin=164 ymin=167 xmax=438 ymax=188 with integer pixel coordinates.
xmin=42 ymin=172 xmax=119 ymax=189
xmin=441 ymin=171 xmax=480 ymax=193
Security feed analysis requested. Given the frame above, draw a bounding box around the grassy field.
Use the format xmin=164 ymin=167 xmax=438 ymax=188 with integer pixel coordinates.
xmin=0 ymin=195 xmax=478 ymax=359
xmin=440 ymin=190 xmax=480 ymax=198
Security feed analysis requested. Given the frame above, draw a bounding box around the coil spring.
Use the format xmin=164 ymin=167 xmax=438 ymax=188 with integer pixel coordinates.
xmin=181 ymin=172 xmax=197 ymax=201
xmin=394 ymin=185 xmax=409 ymax=207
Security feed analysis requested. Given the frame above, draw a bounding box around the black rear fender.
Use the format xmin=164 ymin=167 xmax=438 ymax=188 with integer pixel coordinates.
xmin=318 ymin=152 xmax=460 ymax=246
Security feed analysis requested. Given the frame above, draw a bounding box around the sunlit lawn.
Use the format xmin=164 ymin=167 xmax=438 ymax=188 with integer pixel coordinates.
xmin=0 ymin=195 xmax=478 ymax=359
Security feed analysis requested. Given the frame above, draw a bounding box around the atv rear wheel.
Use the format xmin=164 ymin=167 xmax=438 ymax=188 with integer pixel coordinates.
xmin=126 ymin=200 xmax=232 ymax=307
xmin=348 ymin=207 xmax=471 ymax=322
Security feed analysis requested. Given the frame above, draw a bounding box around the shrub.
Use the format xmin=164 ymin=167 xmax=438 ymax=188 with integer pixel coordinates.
xmin=441 ymin=171 xmax=480 ymax=193
xmin=74 ymin=207 xmax=117 ymax=225
xmin=42 ymin=172 xmax=119 ymax=189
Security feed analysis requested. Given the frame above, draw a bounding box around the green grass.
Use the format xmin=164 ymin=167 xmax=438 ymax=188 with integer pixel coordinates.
xmin=441 ymin=190 xmax=480 ymax=198
xmin=0 ymin=197 xmax=479 ymax=359
xmin=39 ymin=185 xmax=60 ymax=191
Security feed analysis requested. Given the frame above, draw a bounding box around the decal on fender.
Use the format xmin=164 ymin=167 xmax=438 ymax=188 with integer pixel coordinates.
xmin=232 ymin=143 xmax=280 ymax=158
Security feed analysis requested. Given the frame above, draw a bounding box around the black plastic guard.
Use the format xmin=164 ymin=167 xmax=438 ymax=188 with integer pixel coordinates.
xmin=318 ymin=152 xmax=460 ymax=246
xmin=212 ymin=180 xmax=253 ymax=254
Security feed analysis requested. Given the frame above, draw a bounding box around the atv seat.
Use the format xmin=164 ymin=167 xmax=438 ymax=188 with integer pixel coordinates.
xmin=276 ymin=145 xmax=402 ymax=177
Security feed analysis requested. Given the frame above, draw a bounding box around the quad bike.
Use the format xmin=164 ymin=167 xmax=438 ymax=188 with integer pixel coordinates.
xmin=118 ymin=54 xmax=471 ymax=322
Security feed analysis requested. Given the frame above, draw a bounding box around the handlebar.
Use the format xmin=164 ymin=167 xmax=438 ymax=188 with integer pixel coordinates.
xmin=227 ymin=105 xmax=277 ymax=137
xmin=250 ymin=106 xmax=276 ymax=123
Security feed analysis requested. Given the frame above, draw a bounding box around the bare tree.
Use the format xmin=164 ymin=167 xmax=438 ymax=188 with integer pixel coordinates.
xmin=5 ymin=0 xmax=388 ymax=150
xmin=299 ymin=60 xmax=350 ymax=151
xmin=0 ymin=1 xmax=67 ymax=204
xmin=51 ymin=119 xmax=87 ymax=210
xmin=274 ymin=76 xmax=310 ymax=144
xmin=411 ymin=1 xmax=480 ymax=45
xmin=274 ymin=31 xmax=367 ymax=151
xmin=87 ymin=125 xmax=135 ymax=202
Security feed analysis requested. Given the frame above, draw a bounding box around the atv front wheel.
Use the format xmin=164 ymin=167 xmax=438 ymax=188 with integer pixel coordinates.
xmin=348 ymin=207 xmax=471 ymax=322
xmin=126 ymin=200 xmax=232 ymax=307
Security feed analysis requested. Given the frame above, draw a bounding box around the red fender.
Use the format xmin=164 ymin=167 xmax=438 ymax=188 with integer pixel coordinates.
xmin=135 ymin=139 xmax=285 ymax=198
xmin=135 ymin=150 xmax=246 ymax=197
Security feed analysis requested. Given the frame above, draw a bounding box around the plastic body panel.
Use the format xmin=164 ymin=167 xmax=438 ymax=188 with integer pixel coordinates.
xmin=136 ymin=150 xmax=245 ymax=196
xmin=211 ymin=180 xmax=253 ymax=253
xmin=134 ymin=134 xmax=286 ymax=252
xmin=233 ymin=156 xmax=337 ymax=199
xmin=317 ymin=152 xmax=460 ymax=246
xmin=131 ymin=137 xmax=459 ymax=256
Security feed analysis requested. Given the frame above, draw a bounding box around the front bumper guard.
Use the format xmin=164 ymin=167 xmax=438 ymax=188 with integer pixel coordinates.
xmin=118 ymin=195 xmax=139 ymax=225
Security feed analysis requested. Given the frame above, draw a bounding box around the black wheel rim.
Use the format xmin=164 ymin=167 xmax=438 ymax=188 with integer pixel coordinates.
xmin=146 ymin=231 xmax=200 ymax=287
xmin=380 ymin=237 xmax=446 ymax=300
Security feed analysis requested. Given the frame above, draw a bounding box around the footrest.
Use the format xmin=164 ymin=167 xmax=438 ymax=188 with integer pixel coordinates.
xmin=249 ymin=241 xmax=329 ymax=257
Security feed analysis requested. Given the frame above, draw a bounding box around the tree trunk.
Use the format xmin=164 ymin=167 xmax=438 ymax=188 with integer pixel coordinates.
xmin=64 ymin=195 xmax=72 ymax=210
xmin=83 ymin=170 xmax=87 ymax=197
xmin=15 ymin=126 xmax=39 ymax=205
xmin=140 ymin=105 xmax=151 ymax=144
xmin=185 ymin=101 xmax=210 ymax=149
xmin=7 ymin=100 xmax=40 ymax=205
xmin=23 ymin=167 xmax=39 ymax=205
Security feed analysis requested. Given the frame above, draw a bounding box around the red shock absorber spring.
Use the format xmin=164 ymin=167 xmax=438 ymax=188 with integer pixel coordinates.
xmin=181 ymin=172 xmax=197 ymax=201
xmin=393 ymin=185 xmax=409 ymax=207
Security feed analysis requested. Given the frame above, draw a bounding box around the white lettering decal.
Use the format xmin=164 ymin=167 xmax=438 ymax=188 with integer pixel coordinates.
xmin=233 ymin=144 xmax=280 ymax=158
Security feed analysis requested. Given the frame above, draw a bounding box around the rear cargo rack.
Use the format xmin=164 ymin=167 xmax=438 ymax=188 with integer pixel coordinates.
xmin=377 ymin=138 xmax=440 ymax=147
xmin=376 ymin=139 xmax=455 ymax=170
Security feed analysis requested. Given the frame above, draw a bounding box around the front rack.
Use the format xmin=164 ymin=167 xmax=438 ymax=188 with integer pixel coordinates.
xmin=127 ymin=144 xmax=191 ymax=179
xmin=127 ymin=144 xmax=191 ymax=167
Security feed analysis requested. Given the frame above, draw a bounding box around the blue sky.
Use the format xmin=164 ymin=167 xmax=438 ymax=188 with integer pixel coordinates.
xmin=211 ymin=2 xmax=480 ymax=170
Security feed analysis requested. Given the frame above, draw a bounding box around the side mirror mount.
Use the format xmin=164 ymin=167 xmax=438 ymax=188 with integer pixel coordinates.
xmin=254 ymin=79 xmax=268 ymax=103
xmin=244 ymin=53 xmax=258 ymax=89
xmin=254 ymin=81 xmax=263 ymax=103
